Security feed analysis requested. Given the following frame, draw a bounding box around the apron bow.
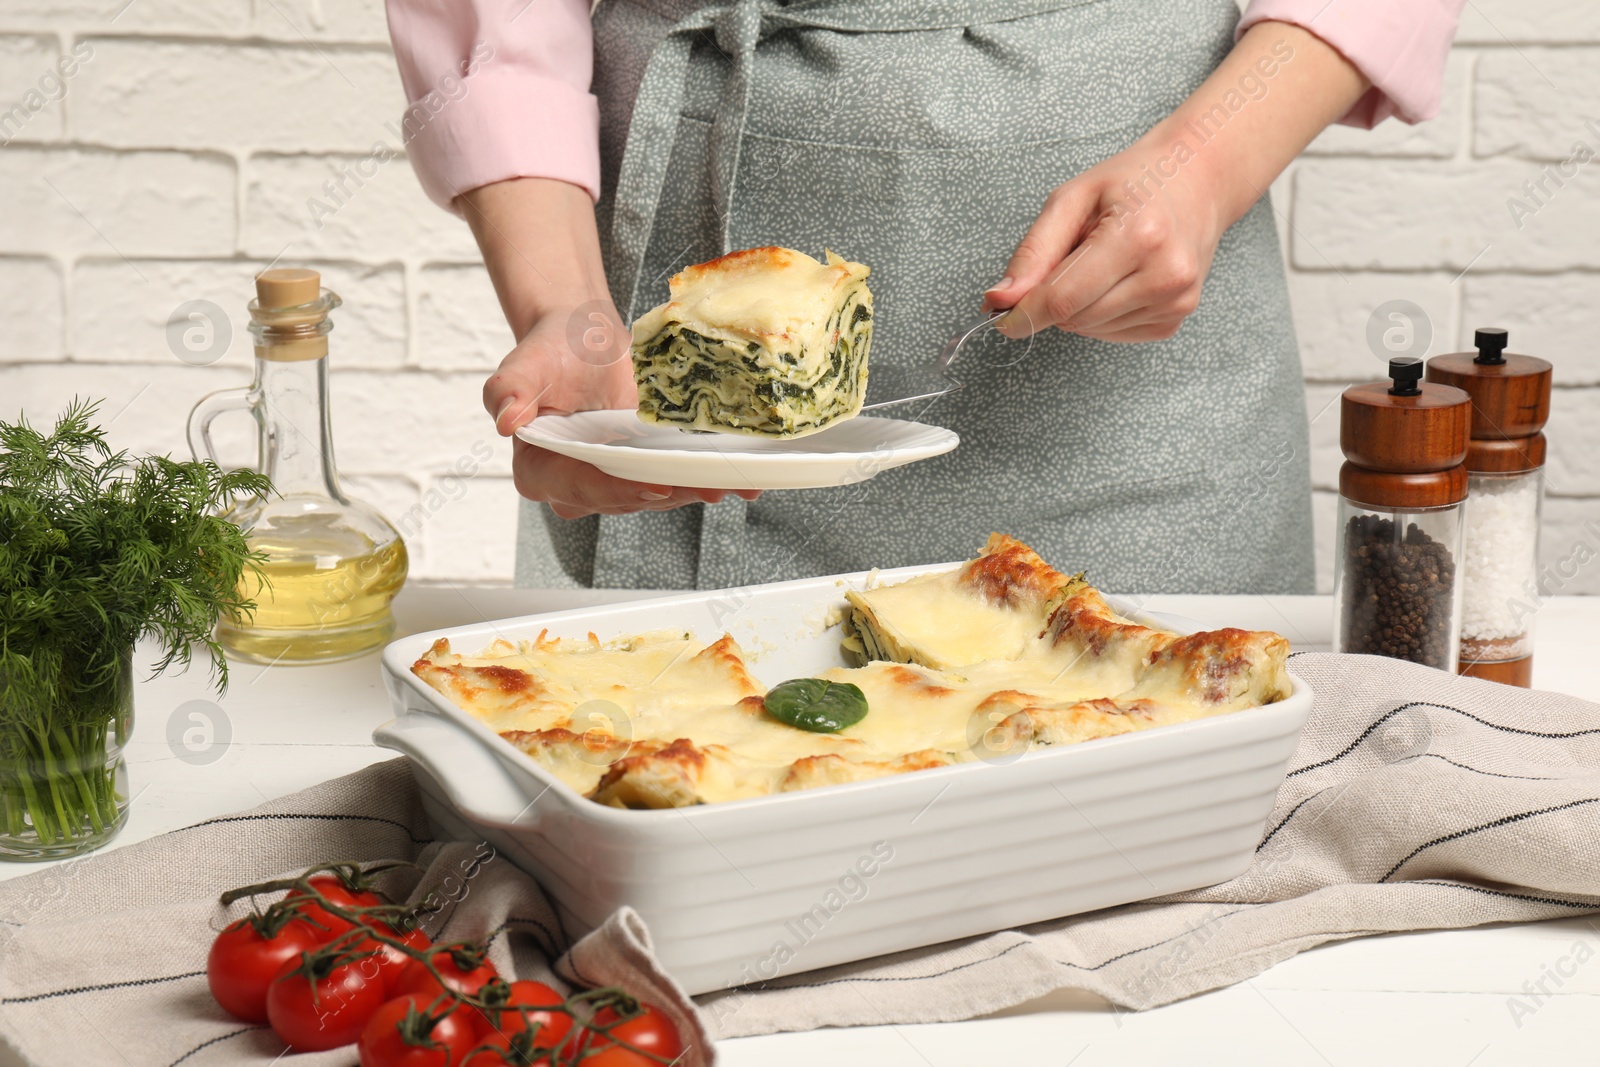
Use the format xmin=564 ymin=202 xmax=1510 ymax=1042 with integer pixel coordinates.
xmin=607 ymin=0 xmax=1096 ymax=321
xmin=713 ymin=0 xmax=768 ymax=56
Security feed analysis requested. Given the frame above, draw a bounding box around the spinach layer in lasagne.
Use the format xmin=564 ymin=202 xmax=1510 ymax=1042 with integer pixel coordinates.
xmin=630 ymin=246 xmax=873 ymax=438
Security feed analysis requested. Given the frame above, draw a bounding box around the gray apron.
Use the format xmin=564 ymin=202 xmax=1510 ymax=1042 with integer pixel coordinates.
xmin=516 ymin=0 xmax=1316 ymax=595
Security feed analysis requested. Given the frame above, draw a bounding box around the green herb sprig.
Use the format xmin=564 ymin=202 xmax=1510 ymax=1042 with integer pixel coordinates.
xmin=0 ymin=399 xmax=269 ymax=849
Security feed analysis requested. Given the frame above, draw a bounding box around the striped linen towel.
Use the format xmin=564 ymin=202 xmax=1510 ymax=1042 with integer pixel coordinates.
xmin=1 ymin=652 xmax=1597 ymax=1065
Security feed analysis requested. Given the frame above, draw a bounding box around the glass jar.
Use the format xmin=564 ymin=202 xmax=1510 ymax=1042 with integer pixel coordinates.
xmin=1459 ymin=469 xmax=1544 ymax=667
xmin=1333 ymin=499 xmax=1466 ymax=672
xmin=0 ymin=645 xmax=132 ymax=861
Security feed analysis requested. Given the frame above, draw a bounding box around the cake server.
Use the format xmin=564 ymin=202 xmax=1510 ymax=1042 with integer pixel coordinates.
xmin=862 ymin=309 xmax=1008 ymax=411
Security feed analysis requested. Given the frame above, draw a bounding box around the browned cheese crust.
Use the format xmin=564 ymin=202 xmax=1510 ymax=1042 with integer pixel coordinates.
xmin=412 ymin=537 xmax=1293 ymax=809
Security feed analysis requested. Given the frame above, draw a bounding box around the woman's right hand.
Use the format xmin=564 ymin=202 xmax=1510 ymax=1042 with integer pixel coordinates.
xmin=460 ymin=177 xmax=756 ymax=520
xmin=484 ymin=304 xmax=754 ymax=519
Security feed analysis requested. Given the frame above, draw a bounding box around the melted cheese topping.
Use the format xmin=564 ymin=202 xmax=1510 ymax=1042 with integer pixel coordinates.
xmin=631 ymin=247 xmax=869 ymax=364
xmin=414 ymin=631 xmax=748 ymax=731
xmin=412 ymin=536 xmax=1292 ymax=809
xmin=842 ymin=535 xmax=1086 ymax=668
xmin=845 ymin=567 xmax=1050 ymax=669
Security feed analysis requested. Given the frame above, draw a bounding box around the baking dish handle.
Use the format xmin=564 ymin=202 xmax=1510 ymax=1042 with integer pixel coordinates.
xmin=373 ymin=713 xmax=544 ymax=828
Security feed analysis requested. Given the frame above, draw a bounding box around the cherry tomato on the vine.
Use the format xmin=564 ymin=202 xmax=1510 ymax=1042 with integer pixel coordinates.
xmin=561 ymin=1002 xmax=683 ymax=1066
xmin=356 ymin=922 xmax=433 ymax=995
xmin=207 ymin=913 xmax=329 ymax=1023
xmin=394 ymin=944 xmax=500 ymax=1000
xmin=357 ymin=993 xmax=478 ymax=1067
xmin=469 ymin=979 xmax=572 ymax=1048
xmin=285 ymin=874 xmax=384 ymax=937
xmin=462 ymin=1031 xmax=553 ymax=1067
xmin=266 ymin=953 xmax=387 ymax=1051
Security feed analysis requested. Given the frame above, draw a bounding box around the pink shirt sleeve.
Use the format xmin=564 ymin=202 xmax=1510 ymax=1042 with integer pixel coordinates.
xmin=1239 ymin=0 xmax=1464 ymax=128
xmin=383 ymin=0 xmax=600 ymax=213
xmin=386 ymin=0 xmax=1461 ymax=213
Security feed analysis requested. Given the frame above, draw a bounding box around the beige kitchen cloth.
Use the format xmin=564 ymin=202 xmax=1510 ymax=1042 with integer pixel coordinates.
xmin=2 ymin=652 xmax=1598 ymax=1066
xmin=0 ymin=760 xmax=717 ymax=1067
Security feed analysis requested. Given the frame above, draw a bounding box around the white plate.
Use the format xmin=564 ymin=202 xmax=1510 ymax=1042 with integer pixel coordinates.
xmin=514 ymin=410 xmax=959 ymax=490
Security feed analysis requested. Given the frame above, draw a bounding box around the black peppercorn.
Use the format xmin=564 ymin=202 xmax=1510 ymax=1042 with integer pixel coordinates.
xmin=1338 ymin=514 xmax=1458 ymax=669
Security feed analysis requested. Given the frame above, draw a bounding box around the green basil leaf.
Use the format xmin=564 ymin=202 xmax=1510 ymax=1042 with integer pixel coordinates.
xmin=763 ymin=678 xmax=869 ymax=734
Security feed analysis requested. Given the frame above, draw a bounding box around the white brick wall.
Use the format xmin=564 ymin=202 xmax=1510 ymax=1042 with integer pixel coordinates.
xmin=2 ymin=6 xmax=1596 ymax=593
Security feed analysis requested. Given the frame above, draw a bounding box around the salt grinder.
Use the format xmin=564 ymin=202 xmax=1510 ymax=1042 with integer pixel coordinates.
xmin=1426 ymin=328 xmax=1552 ymax=687
xmin=1333 ymin=357 xmax=1471 ymax=671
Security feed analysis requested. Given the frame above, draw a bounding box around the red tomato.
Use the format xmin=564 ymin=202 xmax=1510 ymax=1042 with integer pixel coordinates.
xmin=356 ymin=923 xmax=433 ymax=996
xmin=206 ymin=914 xmax=329 ymax=1024
xmin=469 ymin=980 xmax=571 ymax=1048
xmin=356 ymin=993 xmax=478 ymax=1067
xmin=394 ymin=945 xmax=499 ymax=1000
xmin=266 ymin=953 xmax=387 ymax=1051
xmin=561 ymin=1002 xmax=683 ymax=1066
xmin=285 ymin=875 xmax=383 ymax=937
xmin=462 ymin=1032 xmax=551 ymax=1067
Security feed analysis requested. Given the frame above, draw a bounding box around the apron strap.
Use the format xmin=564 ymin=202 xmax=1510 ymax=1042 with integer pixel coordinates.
xmin=607 ymin=10 xmax=711 ymax=324
xmin=709 ymin=0 xmax=765 ymax=257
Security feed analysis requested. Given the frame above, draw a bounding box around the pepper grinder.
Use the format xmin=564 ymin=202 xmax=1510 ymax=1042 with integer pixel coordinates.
xmin=1425 ymin=328 xmax=1553 ymax=687
xmin=1333 ymin=357 xmax=1472 ymax=671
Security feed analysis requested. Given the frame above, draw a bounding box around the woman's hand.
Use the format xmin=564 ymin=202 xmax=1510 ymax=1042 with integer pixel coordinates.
xmin=984 ymin=140 xmax=1223 ymax=343
xmin=487 ymin=306 xmax=754 ymax=519
xmin=461 ymin=177 xmax=758 ymax=519
xmin=987 ymin=21 xmax=1370 ymax=342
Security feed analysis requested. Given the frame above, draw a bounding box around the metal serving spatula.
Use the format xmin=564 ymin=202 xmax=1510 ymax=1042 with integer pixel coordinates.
xmin=862 ymin=309 xmax=1006 ymax=412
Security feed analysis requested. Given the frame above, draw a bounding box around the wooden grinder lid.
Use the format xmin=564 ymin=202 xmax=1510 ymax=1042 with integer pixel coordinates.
xmin=1340 ymin=357 xmax=1470 ymax=509
xmin=1425 ymin=327 xmax=1552 ymax=472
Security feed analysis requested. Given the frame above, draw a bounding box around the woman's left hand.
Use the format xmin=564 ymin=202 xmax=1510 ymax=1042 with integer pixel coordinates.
xmin=983 ymin=129 xmax=1227 ymax=343
xmin=984 ymin=21 xmax=1370 ymax=344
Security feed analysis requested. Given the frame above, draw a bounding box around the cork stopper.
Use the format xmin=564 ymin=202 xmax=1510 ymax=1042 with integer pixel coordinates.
xmin=255 ymin=268 xmax=321 ymax=310
xmin=1426 ymin=327 xmax=1553 ymax=456
xmin=248 ymin=267 xmax=339 ymax=362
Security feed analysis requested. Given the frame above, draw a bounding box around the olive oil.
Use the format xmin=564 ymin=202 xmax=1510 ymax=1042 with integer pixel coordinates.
xmin=190 ymin=268 xmax=409 ymax=665
xmin=219 ymin=522 xmax=408 ymax=664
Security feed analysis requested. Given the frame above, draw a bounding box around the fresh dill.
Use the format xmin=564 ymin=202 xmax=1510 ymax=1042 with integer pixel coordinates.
xmin=0 ymin=399 xmax=269 ymax=852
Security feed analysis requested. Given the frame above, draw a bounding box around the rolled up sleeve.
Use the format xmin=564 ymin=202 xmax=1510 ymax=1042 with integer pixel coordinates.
xmin=384 ymin=0 xmax=601 ymax=212
xmin=1239 ymin=0 xmax=1464 ymax=128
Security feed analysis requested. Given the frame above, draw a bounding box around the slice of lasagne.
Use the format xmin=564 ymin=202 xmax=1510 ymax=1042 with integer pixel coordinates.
xmin=630 ymin=246 xmax=873 ymax=438
xmin=843 ymin=533 xmax=1292 ymax=708
xmin=412 ymin=535 xmax=1293 ymax=810
xmin=840 ymin=534 xmax=1088 ymax=669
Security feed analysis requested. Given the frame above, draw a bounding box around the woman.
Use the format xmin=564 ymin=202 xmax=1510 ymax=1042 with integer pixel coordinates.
xmin=386 ymin=0 xmax=1461 ymax=592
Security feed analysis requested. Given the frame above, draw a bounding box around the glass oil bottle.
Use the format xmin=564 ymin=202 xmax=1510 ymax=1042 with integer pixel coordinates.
xmin=188 ymin=268 xmax=408 ymax=663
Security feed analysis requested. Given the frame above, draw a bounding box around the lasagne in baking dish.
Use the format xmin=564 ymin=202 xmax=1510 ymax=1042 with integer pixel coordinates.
xmin=412 ymin=535 xmax=1292 ymax=809
xmin=630 ymin=246 xmax=873 ymax=438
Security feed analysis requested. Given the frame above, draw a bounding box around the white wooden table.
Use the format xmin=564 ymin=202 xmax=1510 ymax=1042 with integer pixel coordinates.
xmin=3 ymin=586 xmax=1596 ymax=1067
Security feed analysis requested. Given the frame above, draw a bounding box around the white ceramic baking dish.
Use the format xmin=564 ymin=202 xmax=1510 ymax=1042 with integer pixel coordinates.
xmin=375 ymin=564 xmax=1314 ymax=996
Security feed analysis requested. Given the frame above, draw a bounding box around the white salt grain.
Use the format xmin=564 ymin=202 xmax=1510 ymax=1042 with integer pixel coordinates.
xmin=1460 ymin=475 xmax=1540 ymax=640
